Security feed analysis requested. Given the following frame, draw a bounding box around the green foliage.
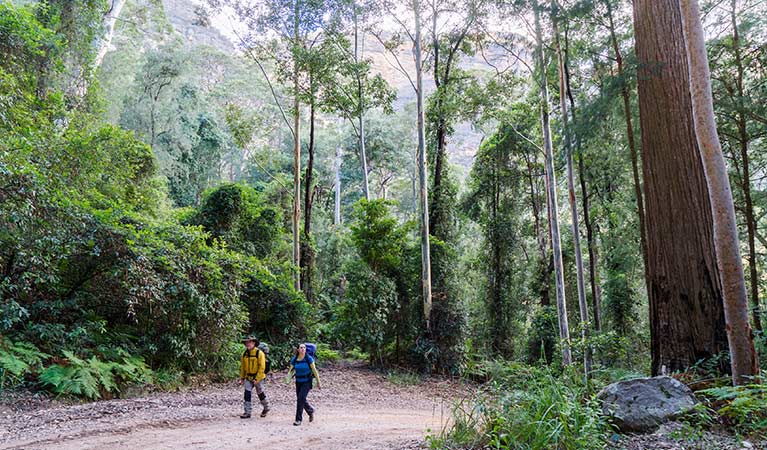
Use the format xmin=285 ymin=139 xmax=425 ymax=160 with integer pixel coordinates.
xmin=701 ymin=379 xmax=767 ymax=437
xmin=466 ymin=117 xmax=537 ymax=359
xmin=188 ymin=183 xmax=284 ymax=258
xmin=337 ymin=263 xmax=398 ymax=364
xmin=39 ymin=349 xmax=152 ymax=399
xmin=315 ymin=344 xmax=341 ymax=363
xmin=0 ymin=2 xmax=61 ymax=88
xmin=337 ymin=199 xmax=423 ymax=366
xmin=0 ymin=0 xmax=300 ymax=392
xmin=350 ymin=199 xmax=406 ymax=275
xmin=0 ymin=339 xmax=49 ymax=389
xmin=431 ymin=364 xmax=611 ymax=450
xmin=241 ymin=262 xmax=311 ymax=358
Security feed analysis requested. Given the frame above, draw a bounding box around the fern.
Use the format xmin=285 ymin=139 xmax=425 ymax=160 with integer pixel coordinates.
xmin=700 ymin=379 xmax=767 ymax=436
xmin=112 ymin=354 xmax=153 ymax=385
xmin=38 ymin=350 xmax=154 ymax=399
xmin=39 ymin=351 xmax=116 ymax=399
xmin=0 ymin=340 xmax=49 ymax=389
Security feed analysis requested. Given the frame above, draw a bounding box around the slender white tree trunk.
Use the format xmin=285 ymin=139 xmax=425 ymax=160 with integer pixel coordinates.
xmin=413 ymin=0 xmax=433 ymax=329
xmin=534 ymin=0 xmax=572 ymax=365
xmin=334 ymin=122 xmax=343 ymax=226
xmin=553 ymin=8 xmax=590 ymax=374
xmin=94 ymin=0 xmax=128 ymax=68
xmin=354 ymin=12 xmax=370 ymax=200
xmin=678 ymin=0 xmax=759 ymax=385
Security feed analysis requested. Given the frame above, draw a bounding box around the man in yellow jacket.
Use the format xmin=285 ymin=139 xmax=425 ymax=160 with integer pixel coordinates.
xmin=239 ymin=335 xmax=269 ymax=419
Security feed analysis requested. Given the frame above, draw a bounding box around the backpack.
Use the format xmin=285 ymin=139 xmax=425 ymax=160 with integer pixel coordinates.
xmin=305 ymin=343 xmax=317 ymax=361
xmin=258 ymin=342 xmax=272 ymax=375
xmin=242 ymin=346 xmax=271 ymax=376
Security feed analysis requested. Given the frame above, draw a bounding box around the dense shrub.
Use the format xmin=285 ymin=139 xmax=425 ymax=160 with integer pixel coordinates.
xmin=187 ymin=183 xmax=284 ymax=258
xmin=333 ymin=199 xmax=423 ymax=366
xmin=336 ymin=264 xmax=399 ymax=364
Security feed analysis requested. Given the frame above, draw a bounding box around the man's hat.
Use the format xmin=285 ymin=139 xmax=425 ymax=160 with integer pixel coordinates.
xmin=241 ymin=335 xmax=257 ymax=343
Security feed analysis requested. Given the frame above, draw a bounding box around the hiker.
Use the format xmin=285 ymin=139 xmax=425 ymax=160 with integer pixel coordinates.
xmin=239 ymin=335 xmax=270 ymax=419
xmin=286 ymin=342 xmax=321 ymax=426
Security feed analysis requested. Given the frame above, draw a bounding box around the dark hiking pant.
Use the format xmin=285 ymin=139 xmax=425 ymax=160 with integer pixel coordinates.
xmin=295 ymin=380 xmax=314 ymax=422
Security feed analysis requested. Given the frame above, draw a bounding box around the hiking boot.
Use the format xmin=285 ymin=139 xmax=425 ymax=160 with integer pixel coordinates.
xmin=240 ymin=413 xmax=251 ymax=419
xmin=308 ymin=412 xmax=314 ymax=422
xmin=293 ymin=420 xmax=302 ymax=426
xmin=260 ymin=407 xmax=270 ymax=418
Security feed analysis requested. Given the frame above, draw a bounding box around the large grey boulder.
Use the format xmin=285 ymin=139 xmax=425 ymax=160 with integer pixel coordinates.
xmin=597 ymin=376 xmax=698 ymax=432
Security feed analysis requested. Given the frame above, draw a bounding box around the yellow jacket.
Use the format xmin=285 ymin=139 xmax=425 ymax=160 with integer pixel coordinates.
xmin=240 ymin=347 xmax=266 ymax=382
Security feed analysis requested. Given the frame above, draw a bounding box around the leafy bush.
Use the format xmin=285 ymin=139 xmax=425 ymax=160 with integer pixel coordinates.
xmin=336 ymin=263 xmax=399 ymax=364
xmin=316 ymin=344 xmax=341 ymax=363
xmin=187 ymin=183 xmax=284 ymax=258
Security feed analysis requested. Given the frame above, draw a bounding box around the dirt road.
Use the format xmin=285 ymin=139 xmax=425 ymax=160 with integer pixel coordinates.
xmin=0 ymin=362 xmax=461 ymax=450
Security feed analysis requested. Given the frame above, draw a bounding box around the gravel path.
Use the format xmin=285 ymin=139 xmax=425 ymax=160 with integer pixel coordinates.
xmin=0 ymin=361 xmax=461 ymax=450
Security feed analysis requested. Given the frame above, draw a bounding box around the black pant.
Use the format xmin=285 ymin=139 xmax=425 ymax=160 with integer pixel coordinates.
xmin=295 ymin=380 xmax=314 ymax=422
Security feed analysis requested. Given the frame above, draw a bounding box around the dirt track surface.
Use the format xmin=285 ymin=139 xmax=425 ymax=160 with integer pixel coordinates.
xmin=0 ymin=361 xmax=462 ymax=450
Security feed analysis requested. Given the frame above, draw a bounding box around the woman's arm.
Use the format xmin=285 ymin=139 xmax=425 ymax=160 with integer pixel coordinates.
xmin=309 ymin=363 xmax=321 ymax=387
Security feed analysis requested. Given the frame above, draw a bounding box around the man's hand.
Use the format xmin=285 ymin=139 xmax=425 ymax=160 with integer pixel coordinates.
xmin=239 ymin=378 xmax=244 ymax=386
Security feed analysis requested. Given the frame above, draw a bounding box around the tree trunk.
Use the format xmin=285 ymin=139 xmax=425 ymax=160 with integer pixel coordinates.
xmin=578 ymin=154 xmax=601 ymax=330
xmin=334 ymin=124 xmax=343 ymax=226
xmin=678 ymin=0 xmax=759 ymax=385
xmin=728 ymin=0 xmax=762 ymax=332
xmin=553 ymin=6 xmax=591 ymax=374
xmin=354 ymin=13 xmax=370 ymax=200
xmin=301 ymin=100 xmax=316 ymax=302
xmin=491 ymin=152 xmax=503 ymax=353
xmin=561 ymin=37 xmax=602 ymax=331
xmin=94 ymin=0 xmax=128 ymax=68
xmin=632 ymin=0 xmax=728 ymax=375
xmin=292 ymin=6 xmax=302 ymax=292
xmin=605 ymin=0 xmax=650 ymax=297
xmin=414 ymin=0 xmax=433 ymax=329
xmin=534 ymin=0 xmax=572 ymax=365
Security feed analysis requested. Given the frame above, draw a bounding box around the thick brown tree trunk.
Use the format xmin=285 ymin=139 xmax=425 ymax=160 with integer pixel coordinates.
xmin=632 ymin=0 xmax=728 ymax=375
xmin=678 ymin=0 xmax=759 ymax=385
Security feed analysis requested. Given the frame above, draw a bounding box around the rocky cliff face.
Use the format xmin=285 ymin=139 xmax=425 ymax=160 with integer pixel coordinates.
xmin=161 ymin=0 xmax=234 ymax=52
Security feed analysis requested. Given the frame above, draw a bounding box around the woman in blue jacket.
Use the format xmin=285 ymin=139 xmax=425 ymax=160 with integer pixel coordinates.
xmin=286 ymin=343 xmax=321 ymax=426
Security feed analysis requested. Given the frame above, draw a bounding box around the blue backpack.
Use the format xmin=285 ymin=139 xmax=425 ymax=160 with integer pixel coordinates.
xmin=305 ymin=343 xmax=317 ymax=361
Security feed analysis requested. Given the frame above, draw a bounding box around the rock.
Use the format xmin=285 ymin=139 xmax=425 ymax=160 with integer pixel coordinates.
xmin=598 ymin=376 xmax=698 ymax=433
